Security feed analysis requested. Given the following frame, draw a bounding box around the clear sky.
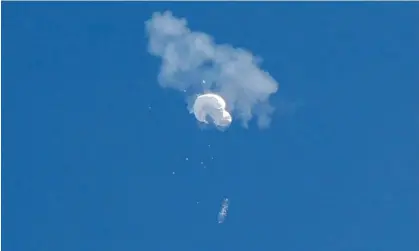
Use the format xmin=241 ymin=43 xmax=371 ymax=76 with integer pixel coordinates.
xmin=3 ymin=2 xmax=419 ymax=251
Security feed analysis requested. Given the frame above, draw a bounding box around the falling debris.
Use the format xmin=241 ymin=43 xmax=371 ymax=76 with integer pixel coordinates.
xmin=172 ymin=171 xmax=175 ymax=175
xmin=200 ymin=161 xmax=207 ymax=168
xmin=217 ymin=198 xmax=229 ymax=224
xmin=185 ymin=157 xmax=189 ymax=161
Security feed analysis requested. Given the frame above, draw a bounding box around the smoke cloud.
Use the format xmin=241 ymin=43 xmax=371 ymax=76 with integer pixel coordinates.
xmin=145 ymin=11 xmax=279 ymax=128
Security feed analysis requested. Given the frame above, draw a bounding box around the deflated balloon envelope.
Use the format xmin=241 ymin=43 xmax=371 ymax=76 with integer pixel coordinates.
xmin=192 ymin=93 xmax=232 ymax=127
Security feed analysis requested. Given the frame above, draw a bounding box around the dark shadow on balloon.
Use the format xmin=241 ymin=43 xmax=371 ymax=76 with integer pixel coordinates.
xmin=195 ymin=115 xmax=230 ymax=132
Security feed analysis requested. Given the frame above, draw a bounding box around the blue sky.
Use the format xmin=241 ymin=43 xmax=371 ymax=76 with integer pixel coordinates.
xmin=2 ymin=2 xmax=419 ymax=251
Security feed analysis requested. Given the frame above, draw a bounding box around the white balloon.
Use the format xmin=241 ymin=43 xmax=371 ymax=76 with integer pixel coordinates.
xmin=193 ymin=93 xmax=232 ymax=128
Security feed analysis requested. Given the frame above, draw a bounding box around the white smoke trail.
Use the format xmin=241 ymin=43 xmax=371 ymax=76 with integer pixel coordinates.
xmin=145 ymin=11 xmax=279 ymax=128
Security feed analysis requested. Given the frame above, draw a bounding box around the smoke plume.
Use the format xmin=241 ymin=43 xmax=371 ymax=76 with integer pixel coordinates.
xmin=145 ymin=11 xmax=279 ymax=128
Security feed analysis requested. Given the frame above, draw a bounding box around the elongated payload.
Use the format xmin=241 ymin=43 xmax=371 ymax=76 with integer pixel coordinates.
xmin=218 ymin=198 xmax=229 ymax=224
xmin=192 ymin=93 xmax=232 ymax=128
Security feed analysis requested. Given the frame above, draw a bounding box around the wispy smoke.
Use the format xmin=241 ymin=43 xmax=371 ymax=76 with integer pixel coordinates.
xmin=145 ymin=11 xmax=279 ymax=128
